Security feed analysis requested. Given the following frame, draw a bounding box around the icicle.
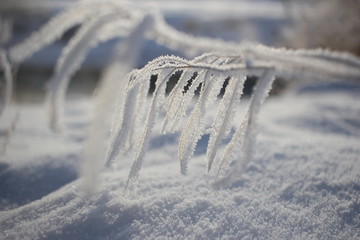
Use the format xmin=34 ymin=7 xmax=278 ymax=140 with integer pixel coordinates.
xmin=214 ymin=70 xmax=275 ymax=189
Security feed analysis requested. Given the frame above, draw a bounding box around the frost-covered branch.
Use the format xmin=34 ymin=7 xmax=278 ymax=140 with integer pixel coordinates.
xmin=80 ymin=13 xmax=154 ymax=193
xmin=105 ymin=52 xmax=360 ymax=189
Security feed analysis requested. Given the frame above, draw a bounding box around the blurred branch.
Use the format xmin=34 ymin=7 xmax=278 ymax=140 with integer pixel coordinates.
xmin=0 ymin=0 xmax=73 ymax=16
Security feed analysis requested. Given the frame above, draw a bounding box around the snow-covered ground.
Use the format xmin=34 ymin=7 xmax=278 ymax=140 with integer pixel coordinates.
xmin=1 ymin=0 xmax=360 ymax=239
xmin=1 ymin=81 xmax=359 ymax=239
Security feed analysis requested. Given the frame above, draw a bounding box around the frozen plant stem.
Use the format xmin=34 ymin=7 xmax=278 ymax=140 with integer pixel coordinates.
xmin=214 ymin=70 xmax=275 ymax=189
xmin=105 ymin=46 xmax=359 ymax=190
xmin=46 ymin=11 xmax=123 ymax=132
xmin=206 ymin=74 xmax=246 ymax=172
xmin=81 ymin=14 xmax=154 ymax=193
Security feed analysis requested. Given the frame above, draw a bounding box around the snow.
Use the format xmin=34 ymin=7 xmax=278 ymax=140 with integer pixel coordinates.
xmin=1 ymin=0 xmax=359 ymax=239
xmin=1 ymin=81 xmax=359 ymax=239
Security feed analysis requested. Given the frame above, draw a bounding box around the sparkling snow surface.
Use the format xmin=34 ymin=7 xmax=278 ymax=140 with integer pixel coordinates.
xmin=1 ymin=82 xmax=359 ymax=240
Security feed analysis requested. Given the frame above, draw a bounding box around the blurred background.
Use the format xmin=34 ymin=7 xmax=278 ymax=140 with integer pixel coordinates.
xmin=0 ymin=0 xmax=359 ymax=103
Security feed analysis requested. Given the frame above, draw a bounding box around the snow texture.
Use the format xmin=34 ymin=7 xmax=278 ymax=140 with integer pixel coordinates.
xmin=1 ymin=82 xmax=359 ymax=240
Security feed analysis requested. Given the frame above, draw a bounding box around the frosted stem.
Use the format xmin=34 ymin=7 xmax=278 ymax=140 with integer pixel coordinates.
xmin=207 ymin=74 xmax=245 ymax=172
xmin=81 ymin=14 xmax=154 ymax=194
xmin=125 ymin=68 xmax=172 ymax=190
xmin=46 ymin=12 xmax=122 ymax=131
xmin=214 ymin=70 xmax=275 ymax=189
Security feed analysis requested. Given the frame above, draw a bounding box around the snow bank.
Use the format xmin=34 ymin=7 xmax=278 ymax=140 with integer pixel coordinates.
xmin=1 ymin=82 xmax=359 ymax=239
